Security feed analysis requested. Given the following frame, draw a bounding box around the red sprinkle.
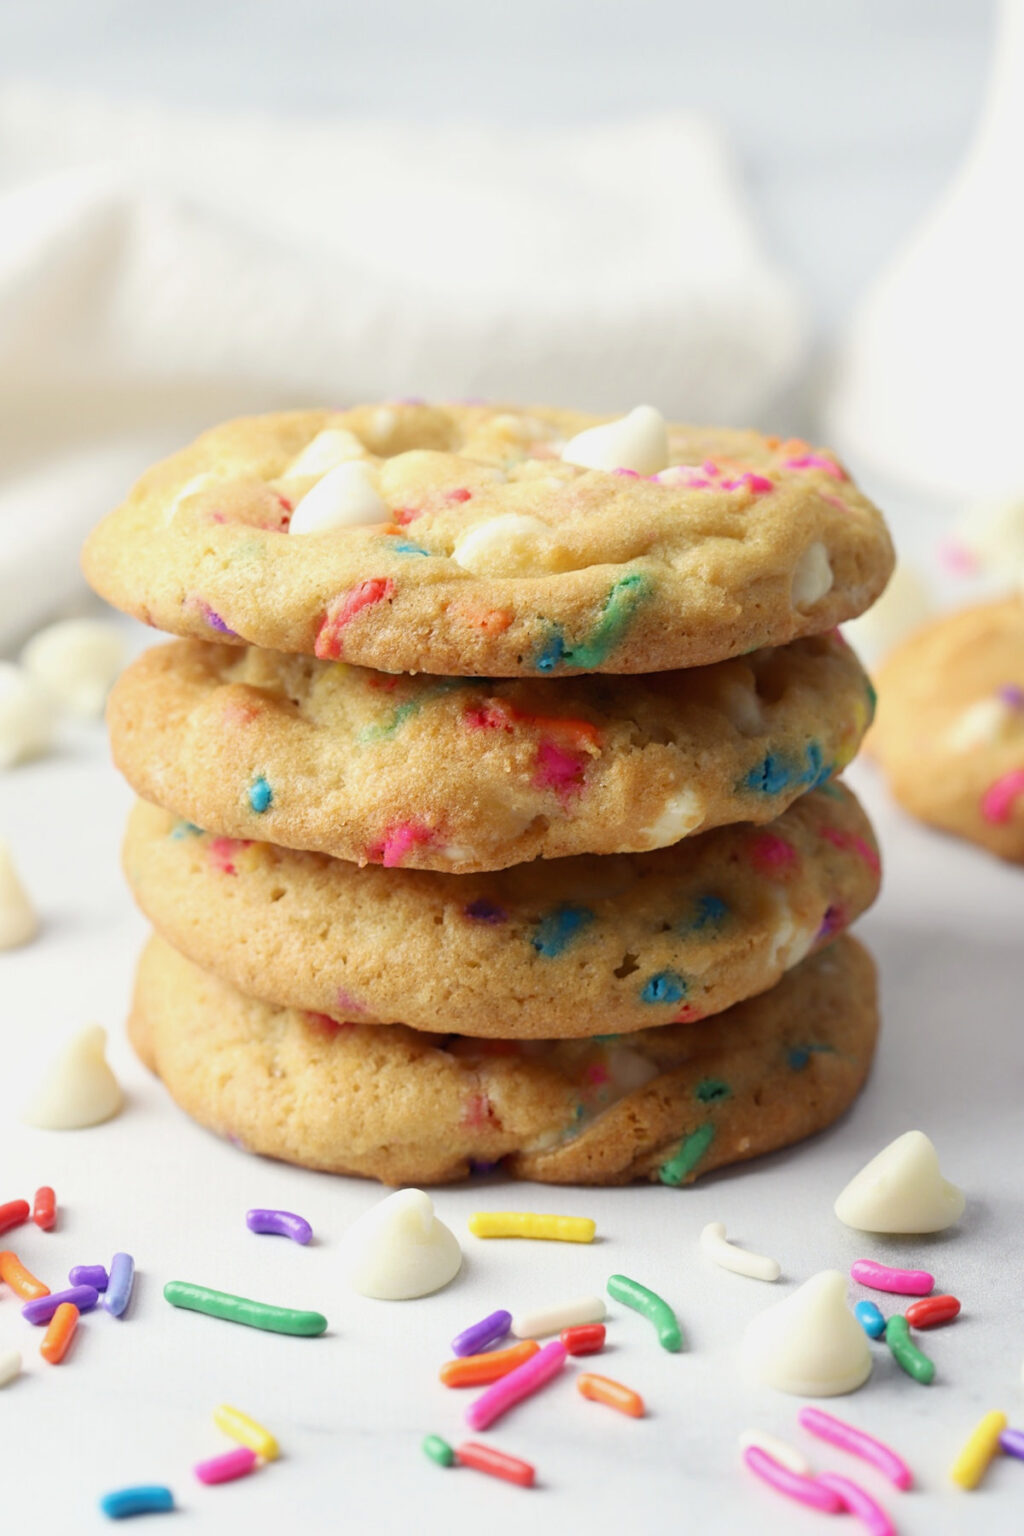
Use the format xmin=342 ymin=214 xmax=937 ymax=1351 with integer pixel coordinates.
xmin=560 ymin=1324 xmax=606 ymax=1356
xmin=315 ymin=577 xmax=395 ymax=660
xmin=456 ymin=1442 xmax=535 ymax=1488
xmin=905 ymin=1294 xmax=961 ymax=1329
xmin=32 ymin=1187 xmax=56 ymax=1231
xmin=446 ymin=488 xmax=473 ymax=503
xmin=0 ymin=1200 xmax=30 ymax=1236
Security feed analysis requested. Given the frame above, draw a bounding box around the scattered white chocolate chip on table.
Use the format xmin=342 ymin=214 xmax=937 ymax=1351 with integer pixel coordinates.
xmin=0 ymin=839 xmax=38 ymax=949
xmin=834 ymin=1129 xmax=965 ymax=1234
xmin=740 ymin=1270 xmax=872 ymax=1397
xmin=340 ymin=1188 xmax=462 ymax=1300
xmin=22 ymin=1025 xmax=124 ymax=1131
xmin=21 ymin=618 xmax=126 ymax=720
xmin=0 ymin=663 xmax=54 ymax=769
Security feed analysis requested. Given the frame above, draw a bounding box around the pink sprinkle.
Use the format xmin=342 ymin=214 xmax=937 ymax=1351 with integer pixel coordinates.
xmin=747 ymin=832 xmax=798 ymax=875
xmin=207 ymin=836 xmax=250 ymax=876
xmin=461 ymin=1093 xmax=497 ymax=1130
xmin=783 ymin=452 xmax=847 ymax=481
xmin=821 ymin=492 xmax=849 ymax=513
xmin=821 ymin=825 xmax=881 ymax=874
xmin=334 ymin=988 xmax=367 ymax=1017
xmin=371 ymin=821 xmax=434 ymax=868
xmin=315 ymin=577 xmax=395 ymax=660
xmin=938 ymin=537 xmax=978 ymax=576
xmin=742 ymin=1446 xmax=843 ymax=1514
xmin=613 ymin=467 xmax=640 ymax=478
xmin=980 ymin=767 xmax=1024 ymax=824
xmin=702 ymin=460 xmax=722 ymax=478
xmin=194 ymin=1446 xmax=259 ymax=1486
xmin=798 ymin=1406 xmax=913 ymax=1490
xmin=533 ymin=739 xmax=588 ymax=803
xmin=446 ymin=488 xmax=473 ymax=502
xmin=815 ymin=1473 xmax=894 ymax=1536
xmin=851 ymin=1260 xmax=933 ymax=1297
xmin=464 ymin=701 xmax=512 ymax=732
xmin=585 ymin=1063 xmax=610 ymax=1087
xmin=465 ymin=1340 xmax=567 ymax=1431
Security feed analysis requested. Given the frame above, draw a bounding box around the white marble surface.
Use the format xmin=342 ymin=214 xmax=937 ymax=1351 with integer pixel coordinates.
xmin=1 ymin=640 xmax=1022 ymax=1533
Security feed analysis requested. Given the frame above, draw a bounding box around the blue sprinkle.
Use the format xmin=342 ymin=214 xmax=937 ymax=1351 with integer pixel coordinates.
xmin=248 ymin=775 xmax=273 ymax=814
xmin=689 ymin=893 xmax=728 ymax=930
xmin=169 ymin=820 xmax=203 ymax=840
xmin=536 ymin=632 xmax=567 ymax=672
xmin=464 ymin=898 xmax=506 ymax=925
xmin=855 ymin=1299 xmax=886 ymax=1339
xmin=531 ymin=904 xmax=594 ymax=958
xmin=99 ymin=1485 xmax=175 ymax=1520
xmin=746 ymin=754 xmax=793 ymax=795
xmin=787 ymin=1042 xmax=836 ymax=1071
xmin=389 ymin=541 xmax=431 ymax=556
xmin=641 ymin=970 xmax=688 ymax=1005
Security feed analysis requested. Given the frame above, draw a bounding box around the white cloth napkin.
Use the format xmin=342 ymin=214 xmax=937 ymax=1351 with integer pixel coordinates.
xmin=0 ymin=84 xmax=805 ymax=648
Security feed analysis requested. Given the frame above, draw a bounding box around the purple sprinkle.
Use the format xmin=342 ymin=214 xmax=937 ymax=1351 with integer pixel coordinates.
xmin=204 ymin=608 xmax=236 ymax=636
xmin=468 ymin=1159 xmax=502 ymax=1176
xmin=22 ymin=1285 xmax=99 ymax=1324
xmin=246 ymin=1208 xmax=313 ymax=1245
xmin=998 ymin=684 xmax=1024 ymax=709
xmin=1000 ymin=1427 xmax=1024 ymax=1459
xmin=464 ymin=899 xmax=506 ymax=925
xmin=451 ymin=1309 xmax=512 ymax=1358
xmin=103 ymin=1252 xmax=136 ymax=1318
xmin=69 ymin=1264 xmax=108 ymax=1291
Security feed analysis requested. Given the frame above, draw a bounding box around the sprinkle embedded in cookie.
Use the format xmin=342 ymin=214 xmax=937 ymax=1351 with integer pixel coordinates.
xmin=107 ymin=632 xmax=874 ymax=871
xmin=128 ymin=932 xmax=878 ymax=1188
xmin=122 ymin=783 xmax=880 ymax=1039
xmin=82 ymin=404 xmax=895 ymax=677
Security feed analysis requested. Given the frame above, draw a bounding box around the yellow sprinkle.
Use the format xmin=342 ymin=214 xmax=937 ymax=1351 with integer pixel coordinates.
xmin=468 ymin=1212 xmax=596 ymax=1243
xmin=949 ymin=1410 xmax=1007 ymax=1489
xmin=213 ymin=1403 xmax=279 ymax=1462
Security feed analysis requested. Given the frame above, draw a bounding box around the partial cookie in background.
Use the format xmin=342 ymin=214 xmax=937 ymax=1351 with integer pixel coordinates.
xmin=869 ymin=596 xmax=1024 ymax=862
xmin=108 ymin=634 xmax=874 ymax=872
xmin=129 ymin=932 xmax=878 ymax=1188
xmin=123 ymin=784 xmax=880 ymax=1039
xmin=82 ymin=404 xmax=895 ymax=677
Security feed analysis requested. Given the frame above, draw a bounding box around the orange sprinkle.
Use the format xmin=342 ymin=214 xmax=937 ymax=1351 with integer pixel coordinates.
xmin=440 ymin=1340 xmax=540 ymax=1388
xmin=41 ymin=1302 xmax=79 ymax=1364
xmin=460 ymin=605 xmax=514 ymax=636
xmin=0 ymin=1250 xmax=50 ymax=1300
xmin=577 ymin=1372 xmax=645 ymax=1418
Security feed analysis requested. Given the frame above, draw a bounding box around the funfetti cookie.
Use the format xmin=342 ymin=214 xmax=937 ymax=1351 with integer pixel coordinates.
xmin=108 ymin=633 xmax=874 ymax=872
xmin=869 ymin=596 xmax=1024 ymax=862
xmin=82 ymin=404 xmax=894 ymax=678
xmin=123 ymin=783 xmax=880 ymax=1039
xmin=129 ymin=932 xmax=878 ymax=1188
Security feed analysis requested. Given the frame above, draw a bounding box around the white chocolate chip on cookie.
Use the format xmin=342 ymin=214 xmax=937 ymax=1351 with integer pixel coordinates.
xmin=286 ymin=429 xmax=368 ymax=479
xmin=453 ymin=514 xmax=572 ymax=577
xmin=791 ymin=543 xmax=834 ymax=609
xmin=289 ymin=460 xmax=386 ymax=534
xmin=561 ymin=405 xmax=670 ymax=475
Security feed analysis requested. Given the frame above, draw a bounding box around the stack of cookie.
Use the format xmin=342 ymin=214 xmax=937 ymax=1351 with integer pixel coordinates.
xmin=84 ymin=404 xmax=894 ymax=1187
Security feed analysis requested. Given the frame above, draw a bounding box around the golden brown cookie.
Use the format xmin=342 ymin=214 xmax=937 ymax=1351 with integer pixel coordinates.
xmin=108 ymin=634 xmax=873 ymax=871
xmin=83 ymin=405 xmax=894 ymax=677
xmin=870 ymin=596 xmax=1024 ymax=862
xmin=123 ymin=784 xmax=880 ymax=1039
xmin=129 ymin=932 xmax=878 ymax=1187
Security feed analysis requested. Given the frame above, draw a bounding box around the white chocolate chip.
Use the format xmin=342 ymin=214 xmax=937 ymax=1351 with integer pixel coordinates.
xmin=0 ymin=840 xmax=38 ymax=949
xmin=790 ymin=542 xmax=834 ymax=608
xmin=452 ymin=513 xmax=571 ymax=577
xmin=944 ymin=696 xmax=1018 ymax=753
xmin=164 ymin=471 xmax=223 ymax=525
xmin=561 ymin=405 xmax=670 ymax=475
xmin=834 ymin=1130 xmax=965 ymax=1234
xmin=21 ymin=619 xmax=125 ymax=720
xmin=603 ymin=1046 xmax=661 ymax=1095
xmin=0 ymin=662 xmax=54 ymax=769
xmin=639 ymin=788 xmax=705 ymax=849
xmin=718 ymin=679 xmax=764 ymax=736
xmin=286 ymin=428 xmax=367 ymax=479
xmin=842 ymin=562 xmax=933 ymax=662
xmin=22 ymin=1025 xmax=123 ymax=1130
xmin=289 ymin=460 xmax=386 ymax=534
xmin=367 ymin=408 xmax=397 ymax=447
xmin=340 ymin=1188 xmax=462 ymax=1299
xmin=740 ymin=1270 xmax=872 ymax=1396
xmin=0 ymin=1350 xmax=21 ymax=1388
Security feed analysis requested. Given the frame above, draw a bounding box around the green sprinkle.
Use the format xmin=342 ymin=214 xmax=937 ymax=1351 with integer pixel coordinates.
xmin=885 ymin=1315 xmax=935 ymax=1384
xmin=569 ymin=574 xmax=651 ymax=670
xmin=164 ymin=1281 xmax=327 ymax=1337
xmin=658 ymin=1123 xmax=715 ymax=1185
xmin=422 ymin=1434 xmax=455 ymax=1468
xmin=695 ymin=1078 xmax=731 ymax=1103
xmin=607 ymin=1272 xmax=683 ymax=1352
xmin=358 ymin=700 xmax=420 ymax=744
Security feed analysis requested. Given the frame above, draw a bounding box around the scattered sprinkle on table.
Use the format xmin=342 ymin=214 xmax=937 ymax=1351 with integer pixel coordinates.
xmin=457 ymin=1442 xmax=535 ymax=1488
xmin=0 ymin=1249 xmax=50 ymax=1299
xmin=103 ymin=1253 xmax=135 ymax=1318
xmin=884 ymin=1315 xmax=935 ymax=1384
xmin=816 ymin=1471 xmax=895 ymax=1536
xmin=949 ymin=1410 xmax=1007 ymax=1489
xmin=32 ymin=1186 xmax=56 ymax=1230
xmin=451 ymin=1308 xmax=511 ymax=1357
xmin=0 ymin=1199 xmax=30 ymax=1236
xmin=41 ymin=1302 xmax=79 ymax=1364
xmin=163 ymin=1281 xmax=327 ymax=1336
xmin=22 ymin=1284 xmax=98 ymax=1324
xmin=905 ymin=1293 xmax=961 ymax=1329
xmin=560 ymin=1323 xmax=606 ymax=1356
xmin=607 ymin=1273 xmax=682 ymax=1352
xmin=998 ymin=1426 xmax=1024 ymax=1461
xmin=854 ymin=1299 xmax=886 ymax=1338
xmin=213 ymin=1404 xmax=280 ymax=1461
xmin=851 ymin=1259 xmax=933 ymax=1296
xmin=577 ymin=1372 xmax=645 ymax=1418
xmin=511 ymin=1295 xmax=605 ymax=1339
xmin=742 ymin=1445 xmax=843 ymax=1513
xmin=464 ymin=1340 xmax=567 ymax=1432
xmin=798 ymin=1406 xmax=913 ymax=1489
xmin=246 ymin=1208 xmax=313 ymax=1245
xmin=70 ymin=1264 xmax=109 ymax=1291
xmin=738 ymin=1430 xmax=811 ymax=1477
xmin=441 ymin=1341 xmax=539 ymax=1388
xmin=699 ymin=1222 xmax=780 ymax=1282
xmin=194 ymin=1447 xmax=259 ymax=1486
xmin=468 ymin=1212 xmax=595 ymax=1243
xmin=99 ymin=1485 xmax=175 ymax=1520
xmin=422 ymin=1434 xmax=456 ymax=1468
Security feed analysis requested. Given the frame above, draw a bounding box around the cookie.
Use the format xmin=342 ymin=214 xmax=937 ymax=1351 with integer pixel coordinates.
xmin=123 ymin=783 xmax=880 ymax=1039
xmin=108 ymin=633 xmax=874 ymax=872
xmin=82 ymin=404 xmax=894 ymax=677
xmin=129 ymin=932 xmax=878 ymax=1187
xmin=870 ymin=596 xmax=1024 ymax=862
